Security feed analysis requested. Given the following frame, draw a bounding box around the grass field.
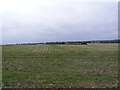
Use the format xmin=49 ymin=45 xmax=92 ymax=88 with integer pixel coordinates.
xmin=2 ymin=44 xmax=118 ymax=88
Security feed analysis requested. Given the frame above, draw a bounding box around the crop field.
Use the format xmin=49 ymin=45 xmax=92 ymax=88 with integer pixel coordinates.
xmin=2 ymin=44 xmax=118 ymax=88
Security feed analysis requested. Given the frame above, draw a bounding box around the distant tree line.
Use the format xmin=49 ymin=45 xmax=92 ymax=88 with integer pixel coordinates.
xmin=45 ymin=41 xmax=88 ymax=45
xmin=45 ymin=39 xmax=120 ymax=45
xmin=5 ymin=39 xmax=120 ymax=45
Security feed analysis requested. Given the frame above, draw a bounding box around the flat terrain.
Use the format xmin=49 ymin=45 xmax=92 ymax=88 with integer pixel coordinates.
xmin=2 ymin=44 xmax=118 ymax=88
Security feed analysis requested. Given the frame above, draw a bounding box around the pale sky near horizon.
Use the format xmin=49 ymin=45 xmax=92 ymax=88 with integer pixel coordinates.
xmin=0 ymin=0 xmax=118 ymax=44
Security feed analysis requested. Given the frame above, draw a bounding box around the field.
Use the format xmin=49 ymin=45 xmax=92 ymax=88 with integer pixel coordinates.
xmin=2 ymin=44 xmax=118 ymax=88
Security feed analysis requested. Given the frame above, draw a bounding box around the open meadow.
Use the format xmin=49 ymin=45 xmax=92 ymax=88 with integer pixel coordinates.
xmin=2 ymin=44 xmax=118 ymax=88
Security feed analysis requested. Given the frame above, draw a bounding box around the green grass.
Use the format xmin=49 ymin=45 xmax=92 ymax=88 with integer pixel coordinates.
xmin=2 ymin=44 xmax=118 ymax=88
xmin=0 ymin=45 xmax=2 ymax=89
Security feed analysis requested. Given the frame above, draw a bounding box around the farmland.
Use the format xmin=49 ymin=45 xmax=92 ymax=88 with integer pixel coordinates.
xmin=2 ymin=44 xmax=118 ymax=88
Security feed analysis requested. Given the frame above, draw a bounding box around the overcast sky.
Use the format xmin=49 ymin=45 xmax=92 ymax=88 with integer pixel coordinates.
xmin=0 ymin=0 xmax=118 ymax=44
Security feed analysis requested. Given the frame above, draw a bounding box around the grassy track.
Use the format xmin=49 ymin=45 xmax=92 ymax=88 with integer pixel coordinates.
xmin=2 ymin=44 xmax=118 ymax=88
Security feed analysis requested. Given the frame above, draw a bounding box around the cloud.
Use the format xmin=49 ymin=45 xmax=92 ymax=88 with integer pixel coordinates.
xmin=1 ymin=0 xmax=118 ymax=44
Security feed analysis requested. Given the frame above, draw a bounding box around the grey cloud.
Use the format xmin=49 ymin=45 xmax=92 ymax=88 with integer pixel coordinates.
xmin=2 ymin=2 xmax=118 ymax=44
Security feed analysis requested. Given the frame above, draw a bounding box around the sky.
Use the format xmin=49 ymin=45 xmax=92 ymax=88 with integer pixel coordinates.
xmin=0 ymin=0 xmax=118 ymax=44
